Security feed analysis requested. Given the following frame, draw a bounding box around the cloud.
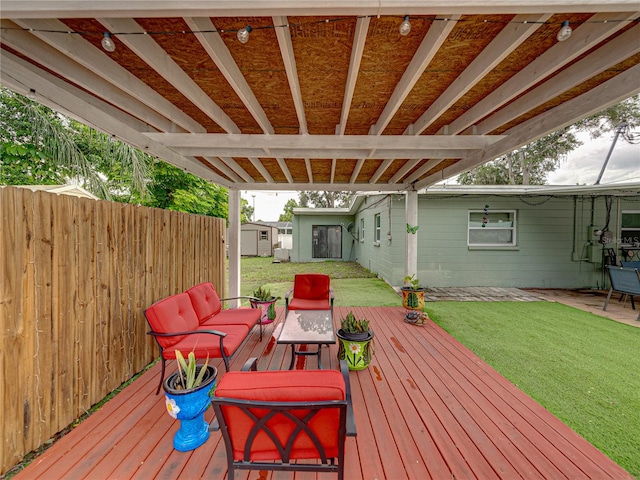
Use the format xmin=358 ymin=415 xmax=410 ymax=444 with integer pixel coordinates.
xmin=548 ymin=133 xmax=640 ymax=185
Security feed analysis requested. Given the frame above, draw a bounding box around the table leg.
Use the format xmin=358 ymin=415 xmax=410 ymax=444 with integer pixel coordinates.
xmin=289 ymin=344 xmax=296 ymax=370
xmin=317 ymin=344 xmax=323 ymax=369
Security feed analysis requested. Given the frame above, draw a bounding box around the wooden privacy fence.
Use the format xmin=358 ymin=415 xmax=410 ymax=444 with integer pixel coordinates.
xmin=0 ymin=186 xmax=226 ymax=474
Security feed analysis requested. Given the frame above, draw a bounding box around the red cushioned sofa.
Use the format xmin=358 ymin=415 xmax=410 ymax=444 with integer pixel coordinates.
xmin=144 ymin=282 xmax=262 ymax=394
xmin=211 ymin=358 xmax=356 ymax=480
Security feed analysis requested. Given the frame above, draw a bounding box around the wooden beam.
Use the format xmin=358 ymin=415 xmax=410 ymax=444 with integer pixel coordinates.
xmin=374 ymin=15 xmax=459 ymax=135
xmin=185 ymin=16 xmax=275 ymax=134
xmin=416 ymin=63 xmax=640 ymax=189
xmin=277 ymin=157 xmax=294 ymax=183
xmin=446 ymin=12 xmax=637 ymax=135
xmin=404 ymin=159 xmax=444 ymax=184
xmin=305 ymin=158 xmax=313 ymax=183
xmin=338 ymin=15 xmax=370 ymax=135
xmin=9 ymin=18 xmax=203 ymax=133
xmin=370 ymin=159 xmax=395 ymax=184
xmin=350 ymin=158 xmax=366 ymax=183
xmin=273 ymin=15 xmax=307 ymax=134
xmin=0 ymin=51 xmax=232 ymax=187
xmin=412 ymin=13 xmax=550 ymax=135
xmin=476 ymin=22 xmax=640 ymax=134
xmin=217 ymin=157 xmax=255 ymax=183
xmin=144 ymin=133 xmax=502 ymax=150
xmin=0 ymin=50 xmax=159 ymax=132
xmin=3 ymin=2 xmax=637 ymax=18
xmin=248 ymin=158 xmax=275 ymax=182
xmin=98 ymin=17 xmax=240 ymax=134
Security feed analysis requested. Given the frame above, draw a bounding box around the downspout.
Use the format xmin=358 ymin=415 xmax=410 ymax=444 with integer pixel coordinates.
xmin=572 ymin=196 xmax=579 ymax=261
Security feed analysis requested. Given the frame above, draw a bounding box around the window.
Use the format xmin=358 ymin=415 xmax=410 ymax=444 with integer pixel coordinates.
xmin=374 ymin=214 xmax=381 ymax=244
xmin=468 ymin=210 xmax=516 ymax=246
xmin=621 ymin=211 xmax=640 ymax=247
xmin=259 ymin=230 xmax=268 ymax=240
xmin=360 ymin=218 xmax=365 ymax=242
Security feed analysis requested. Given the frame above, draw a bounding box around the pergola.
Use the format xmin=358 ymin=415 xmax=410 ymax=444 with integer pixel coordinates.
xmin=1 ymin=1 xmax=639 ymax=298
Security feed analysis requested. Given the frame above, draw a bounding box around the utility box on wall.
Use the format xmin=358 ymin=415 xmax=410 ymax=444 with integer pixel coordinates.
xmin=587 ymin=244 xmax=603 ymax=264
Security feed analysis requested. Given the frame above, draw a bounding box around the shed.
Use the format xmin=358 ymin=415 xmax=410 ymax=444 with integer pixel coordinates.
xmin=241 ymin=222 xmax=279 ymax=257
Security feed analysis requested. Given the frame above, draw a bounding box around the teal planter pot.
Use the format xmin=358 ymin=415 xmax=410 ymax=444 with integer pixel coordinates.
xmin=163 ymin=365 xmax=217 ymax=452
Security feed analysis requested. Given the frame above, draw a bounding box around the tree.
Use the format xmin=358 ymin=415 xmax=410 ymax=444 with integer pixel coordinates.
xmin=459 ymin=95 xmax=640 ymax=185
xmin=0 ymin=88 xmax=237 ymax=220
xmin=298 ymin=191 xmax=355 ymax=208
xmin=241 ymin=199 xmax=253 ymax=223
xmin=459 ymin=129 xmax=580 ymax=185
xmin=0 ymin=87 xmax=150 ymax=199
xmin=279 ymin=198 xmax=298 ymax=221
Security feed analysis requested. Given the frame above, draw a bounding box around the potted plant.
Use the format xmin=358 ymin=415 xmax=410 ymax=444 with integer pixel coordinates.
xmin=336 ymin=311 xmax=374 ymax=370
xmin=163 ymin=350 xmax=218 ymax=452
xmin=401 ymin=274 xmax=426 ymax=311
xmin=250 ymin=286 xmax=280 ymax=324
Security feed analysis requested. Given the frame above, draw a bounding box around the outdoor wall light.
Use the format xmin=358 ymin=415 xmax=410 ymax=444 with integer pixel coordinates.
xmin=101 ymin=32 xmax=116 ymax=52
xmin=557 ymin=21 xmax=572 ymax=42
xmin=399 ymin=16 xmax=411 ymax=36
xmin=27 ymin=88 xmax=37 ymax=101
xmin=237 ymin=25 xmax=252 ymax=44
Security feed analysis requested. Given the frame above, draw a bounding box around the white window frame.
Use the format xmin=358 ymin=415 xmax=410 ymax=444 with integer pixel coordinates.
xmin=621 ymin=210 xmax=640 ymax=247
xmin=374 ymin=214 xmax=381 ymax=245
xmin=360 ymin=218 xmax=365 ymax=242
xmin=468 ymin=210 xmax=517 ymax=247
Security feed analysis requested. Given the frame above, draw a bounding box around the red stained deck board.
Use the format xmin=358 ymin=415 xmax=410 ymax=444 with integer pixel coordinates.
xmin=14 ymin=306 xmax=633 ymax=480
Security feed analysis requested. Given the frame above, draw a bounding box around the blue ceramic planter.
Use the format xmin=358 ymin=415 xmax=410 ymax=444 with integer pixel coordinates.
xmin=163 ymin=365 xmax=217 ymax=452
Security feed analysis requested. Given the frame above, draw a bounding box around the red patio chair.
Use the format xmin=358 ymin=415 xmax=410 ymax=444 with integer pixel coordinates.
xmin=211 ymin=358 xmax=356 ymax=480
xmin=285 ymin=273 xmax=334 ymax=317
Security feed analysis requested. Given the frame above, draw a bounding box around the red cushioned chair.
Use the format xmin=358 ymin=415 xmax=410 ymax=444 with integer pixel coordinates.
xmin=285 ymin=273 xmax=334 ymax=317
xmin=211 ymin=358 xmax=356 ymax=480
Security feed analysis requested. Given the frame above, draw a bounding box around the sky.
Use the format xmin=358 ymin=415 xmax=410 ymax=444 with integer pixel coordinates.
xmin=243 ymin=132 xmax=640 ymax=222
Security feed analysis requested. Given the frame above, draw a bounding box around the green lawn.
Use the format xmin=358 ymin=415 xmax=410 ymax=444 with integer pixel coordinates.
xmin=426 ymin=301 xmax=640 ymax=478
xmin=236 ymin=257 xmax=399 ymax=306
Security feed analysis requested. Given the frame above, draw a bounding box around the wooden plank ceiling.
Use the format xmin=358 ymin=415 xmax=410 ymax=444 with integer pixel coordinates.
xmin=1 ymin=2 xmax=639 ymax=192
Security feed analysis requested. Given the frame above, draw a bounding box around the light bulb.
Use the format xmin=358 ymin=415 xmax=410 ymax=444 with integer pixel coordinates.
xmin=27 ymin=89 xmax=37 ymax=101
xmin=101 ymin=32 xmax=116 ymax=52
xmin=237 ymin=25 xmax=252 ymax=44
xmin=557 ymin=21 xmax=572 ymax=42
xmin=399 ymin=16 xmax=411 ymax=36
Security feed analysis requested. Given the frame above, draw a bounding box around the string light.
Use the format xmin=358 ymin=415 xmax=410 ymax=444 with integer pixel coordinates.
xmin=557 ymin=20 xmax=572 ymax=41
xmin=237 ymin=25 xmax=252 ymax=44
xmin=399 ymin=15 xmax=411 ymax=36
xmin=101 ymin=31 xmax=116 ymax=52
xmin=1 ymin=16 xmax=636 ymax=43
xmin=27 ymin=88 xmax=37 ymax=100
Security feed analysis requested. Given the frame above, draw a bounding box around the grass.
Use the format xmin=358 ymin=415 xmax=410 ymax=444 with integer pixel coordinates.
xmin=426 ymin=301 xmax=640 ymax=478
xmin=235 ymin=257 xmax=399 ymax=306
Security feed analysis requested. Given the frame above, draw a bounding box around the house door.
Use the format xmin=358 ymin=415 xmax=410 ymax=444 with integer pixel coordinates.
xmin=312 ymin=225 xmax=342 ymax=259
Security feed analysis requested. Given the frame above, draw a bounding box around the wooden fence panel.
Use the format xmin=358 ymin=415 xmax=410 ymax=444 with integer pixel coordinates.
xmin=0 ymin=187 xmax=226 ymax=474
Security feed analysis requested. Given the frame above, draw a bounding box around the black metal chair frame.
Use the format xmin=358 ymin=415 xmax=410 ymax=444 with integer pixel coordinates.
xmin=211 ymin=359 xmax=356 ymax=480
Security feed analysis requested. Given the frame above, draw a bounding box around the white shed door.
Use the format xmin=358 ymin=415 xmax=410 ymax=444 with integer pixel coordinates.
xmin=241 ymin=230 xmax=258 ymax=256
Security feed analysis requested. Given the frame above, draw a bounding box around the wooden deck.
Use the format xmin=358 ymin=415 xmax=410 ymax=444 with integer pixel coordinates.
xmin=16 ymin=306 xmax=632 ymax=479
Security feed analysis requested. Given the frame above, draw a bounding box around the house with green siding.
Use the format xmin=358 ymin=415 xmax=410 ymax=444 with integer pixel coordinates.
xmin=291 ymin=184 xmax=640 ymax=290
